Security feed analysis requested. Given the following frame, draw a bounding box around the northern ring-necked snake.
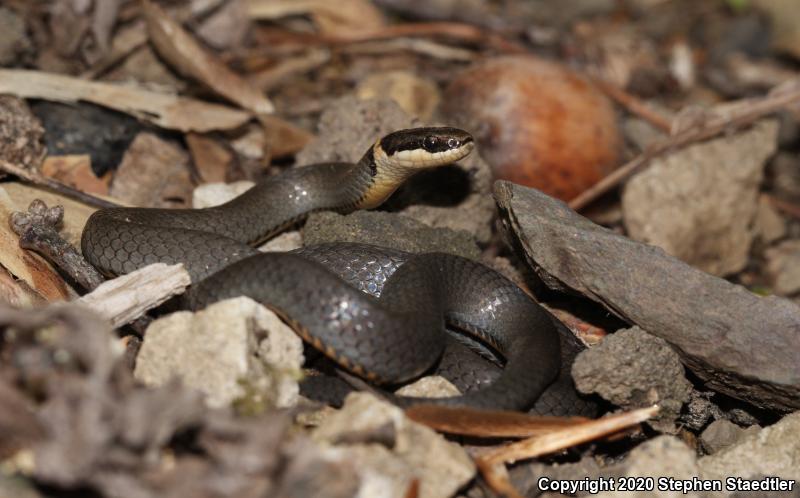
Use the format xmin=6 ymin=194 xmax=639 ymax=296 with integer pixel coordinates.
xmin=81 ymin=127 xmax=587 ymax=412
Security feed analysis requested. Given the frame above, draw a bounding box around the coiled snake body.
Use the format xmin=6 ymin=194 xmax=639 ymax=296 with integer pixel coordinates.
xmin=82 ymin=127 xmax=581 ymax=411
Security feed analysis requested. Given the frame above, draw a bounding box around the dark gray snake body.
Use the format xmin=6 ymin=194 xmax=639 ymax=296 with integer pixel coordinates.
xmin=81 ymin=127 xmax=590 ymax=412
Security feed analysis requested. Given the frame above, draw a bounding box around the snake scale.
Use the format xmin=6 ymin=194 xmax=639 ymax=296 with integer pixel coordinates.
xmin=82 ymin=127 xmax=592 ymax=413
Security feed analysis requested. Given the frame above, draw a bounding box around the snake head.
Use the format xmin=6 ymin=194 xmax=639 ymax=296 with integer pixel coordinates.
xmin=377 ymin=127 xmax=474 ymax=170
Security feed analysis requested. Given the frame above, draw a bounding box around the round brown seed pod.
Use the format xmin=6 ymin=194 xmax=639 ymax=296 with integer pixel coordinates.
xmin=442 ymin=56 xmax=622 ymax=201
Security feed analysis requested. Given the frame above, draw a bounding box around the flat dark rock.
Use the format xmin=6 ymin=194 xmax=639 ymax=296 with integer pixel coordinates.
xmin=494 ymin=180 xmax=800 ymax=412
xmin=303 ymin=210 xmax=481 ymax=260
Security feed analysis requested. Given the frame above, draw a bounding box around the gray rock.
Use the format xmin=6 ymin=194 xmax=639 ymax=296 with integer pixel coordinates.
xmin=297 ymin=95 xmax=416 ymax=166
xmin=572 ymin=327 xmax=691 ymax=432
xmin=700 ymin=419 xmax=759 ymax=455
xmin=754 ymin=195 xmax=787 ymax=245
xmin=134 ymin=297 xmax=304 ymax=409
xmin=313 ymin=392 xmax=475 ymax=498
xmin=622 ymin=120 xmax=779 ymax=277
xmin=395 ymin=376 xmax=461 ymax=398
xmin=681 ymin=391 xmax=725 ymax=431
xmin=769 ymin=152 xmax=800 ymax=201
xmin=392 ymin=149 xmax=496 ymax=244
xmin=700 ymin=411 xmax=800 ymax=481
xmin=192 ymin=180 xmax=255 ymax=208
xmin=303 ymin=210 xmax=481 ymax=260
xmin=509 ymin=457 xmax=605 ymax=497
xmin=765 ymin=239 xmax=800 ymax=296
xmin=0 ymin=7 xmax=31 ymax=66
xmin=597 ymin=437 xmax=701 ymax=498
xmin=298 ymin=95 xmax=495 ymax=243
xmin=624 ymin=117 xmax=666 ymax=151
xmin=259 ymin=231 xmax=302 ymax=253
xmin=494 ymin=180 xmax=800 ymax=412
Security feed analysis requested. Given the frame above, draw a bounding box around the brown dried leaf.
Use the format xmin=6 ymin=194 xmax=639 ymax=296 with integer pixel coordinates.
xmin=110 ymin=133 xmax=193 ymax=208
xmin=0 ymin=69 xmax=251 ymax=133
xmin=41 ymin=155 xmax=111 ymax=196
xmin=186 ymin=133 xmax=234 ymax=184
xmin=91 ymin=0 xmax=122 ymax=54
xmin=0 ymin=266 xmax=43 ymax=307
xmin=142 ymin=0 xmax=274 ymax=116
xmin=259 ymin=115 xmax=314 ymax=158
xmin=246 ymin=0 xmax=386 ymax=36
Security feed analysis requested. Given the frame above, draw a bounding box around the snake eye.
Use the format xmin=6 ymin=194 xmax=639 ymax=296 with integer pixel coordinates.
xmin=424 ymin=136 xmax=438 ymax=151
xmin=447 ymin=138 xmax=459 ymax=148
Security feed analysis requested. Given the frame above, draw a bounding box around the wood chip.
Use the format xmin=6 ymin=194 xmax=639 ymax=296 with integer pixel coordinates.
xmin=78 ymin=263 xmax=191 ymax=328
xmin=0 ymin=69 xmax=251 ymax=133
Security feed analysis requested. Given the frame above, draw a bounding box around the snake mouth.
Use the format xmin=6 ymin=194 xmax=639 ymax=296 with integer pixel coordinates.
xmin=390 ymin=140 xmax=475 ymax=169
xmin=378 ymin=127 xmax=475 ymax=170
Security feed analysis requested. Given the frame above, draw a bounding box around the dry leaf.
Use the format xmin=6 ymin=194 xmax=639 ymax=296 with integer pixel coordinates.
xmin=0 ymin=266 xmax=43 ymax=307
xmin=246 ymin=0 xmax=386 ymax=36
xmin=259 ymin=115 xmax=314 ymax=158
xmin=0 ymin=69 xmax=251 ymax=133
xmin=405 ymin=405 xmax=589 ymax=438
xmin=142 ymin=0 xmax=274 ymax=116
xmin=110 ymin=133 xmax=193 ymax=208
xmin=91 ymin=0 xmax=123 ymax=54
xmin=247 ymin=48 xmax=330 ymax=91
xmin=41 ymin=155 xmax=111 ymax=196
xmin=186 ymin=133 xmax=234 ymax=184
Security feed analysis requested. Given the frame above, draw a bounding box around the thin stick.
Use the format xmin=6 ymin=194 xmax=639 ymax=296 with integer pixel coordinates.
xmin=768 ymin=194 xmax=800 ymax=220
xmin=569 ymin=82 xmax=800 ymax=211
xmin=321 ymin=22 xmax=528 ymax=53
xmin=9 ymin=200 xmax=106 ymax=291
xmin=591 ymin=77 xmax=673 ymax=132
xmin=0 ymin=159 xmax=121 ymax=209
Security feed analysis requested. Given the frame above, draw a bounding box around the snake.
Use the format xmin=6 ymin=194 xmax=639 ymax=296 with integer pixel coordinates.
xmin=81 ymin=127 xmax=586 ymax=412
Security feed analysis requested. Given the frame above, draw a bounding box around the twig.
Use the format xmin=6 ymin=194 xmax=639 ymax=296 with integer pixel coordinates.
xmin=0 ymin=159 xmax=120 ymax=209
xmin=477 ymin=405 xmax=658 ymax=466
xmin=569 ymin=81 xmax=800 ymax=211
xmin=591 ymin=77 xmax=673 ymax=132
xmin=342 ymin=38 xmax=475 ymax=61
xmin=321 ymin=22 xmax=528 ymax=54
xmin=767 ymin=194 xmax=800 ymax=220
xmin=9 ymin=199 xmax=105 ymax=291
xmin=476 ymin=405 xmax=659 ymax=498
xmin=248 ymin=49 xmax=331 ymax=92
